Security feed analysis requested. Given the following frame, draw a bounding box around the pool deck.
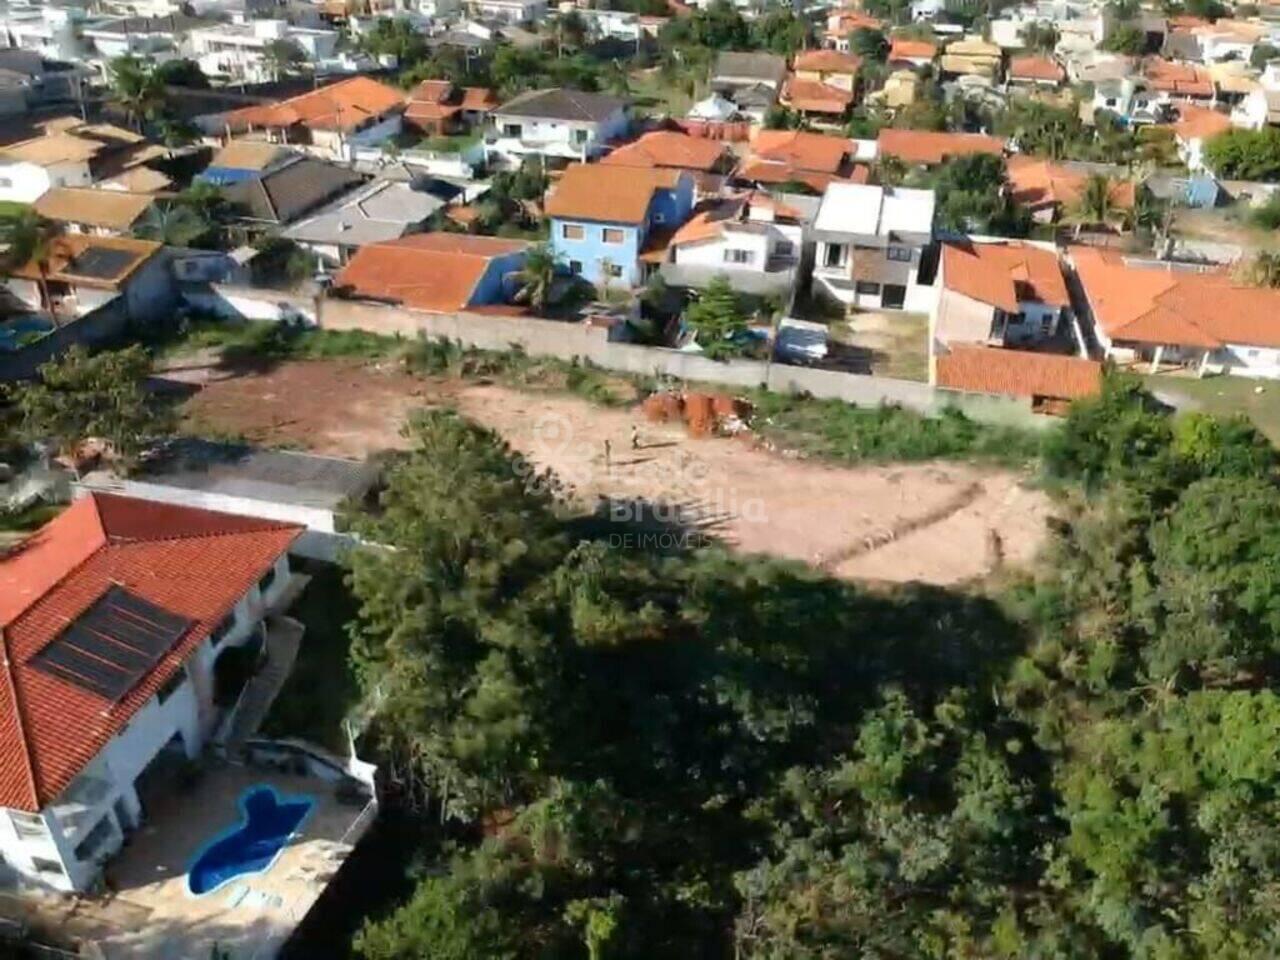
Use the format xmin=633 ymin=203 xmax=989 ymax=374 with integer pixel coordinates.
xmin=87 ymin=761 xmax=375 ymax=959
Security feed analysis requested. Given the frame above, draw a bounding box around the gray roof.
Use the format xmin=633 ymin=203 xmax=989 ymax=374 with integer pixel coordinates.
xmin=85 ymin=13 xmax=213 ymax=34
xmin=494 ymin=87 xmax=628 ymax=123
xmin=135 ymin=439 xmax=378 ymax=510
xmin=283 ymin=180 xmax=445 ymax=246
xmin=713 ymin=51 xmax=788 ymax=86
xmin=223 ymin=156 xmax=365 ymax=225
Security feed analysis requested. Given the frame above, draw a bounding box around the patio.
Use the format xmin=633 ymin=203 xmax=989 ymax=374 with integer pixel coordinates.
xmin=79 ymin=759 xmax=375 ymax=959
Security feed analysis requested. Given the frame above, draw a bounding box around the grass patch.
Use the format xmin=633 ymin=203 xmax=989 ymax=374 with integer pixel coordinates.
xmin=747 ymin=391 xmax=1043 ymax=466
xmin=627 ymin=68 xmax=695 ymax=118
xmin=1144 ymin=373 xmax=1280 ymax=445
xmin=261 ymin=560 xmax=361 ymax=756
xmin=0 ymin=501 xmax=63 ymax=533
xmin=0 ymin=200 xmax=29 ymax=218
xmin=156 ymin=318 xmax=406 ymax=364
xmin=413 ymin=131 xmax=481 ymax=154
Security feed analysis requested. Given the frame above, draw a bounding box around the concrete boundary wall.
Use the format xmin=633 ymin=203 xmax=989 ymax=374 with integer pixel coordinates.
xmin=317 ymin=298 xmax=1053 ymax=431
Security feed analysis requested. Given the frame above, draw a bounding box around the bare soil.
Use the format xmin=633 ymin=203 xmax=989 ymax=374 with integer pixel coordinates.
xmin=173 ymin=358 xmax=1050 ymax=587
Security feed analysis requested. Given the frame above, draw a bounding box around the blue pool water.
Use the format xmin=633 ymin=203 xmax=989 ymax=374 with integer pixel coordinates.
xmin=0 ymin=316 xmax=54 ymax=353
xmin=187 ymin=785 xmax=314 ymax=896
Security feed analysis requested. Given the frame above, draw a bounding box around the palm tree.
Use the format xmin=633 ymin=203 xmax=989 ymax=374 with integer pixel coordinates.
xmin=514 ymin=245 xmax=560 ymax=315
xmin=133 ymin=203 xmax=208 ymax=247
xmin=1069 ymin=174 xmax=1127 ymax=236
xmin=262 ymin=39 xmax=306 ymax=82
xmin=108 ymin=55 xmax=166 ymax=132
xmin=1235 ymin=251 xmax=1280 ymax=288
xmin=0 ymin=210 xmax=66 ymax=325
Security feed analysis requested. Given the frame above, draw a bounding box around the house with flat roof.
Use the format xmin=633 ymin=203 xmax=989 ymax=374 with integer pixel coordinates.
xmin=187 ymin=18 xmax=342 ymax=86
xmin=546 ymin=162 xmax=694 ymax=288
xmin=32 ymin=187 xmax=157 ymax=237
xmin=1071 ymin=246 xmax=1280 ymax=377
xmin=932 ymin=240 xmax=1071 ymax=348
xmin=0 ymin=493 xmax=301 ymax=892
xmin=485 ymin=88 xmax=630 ymax=168
xmin=282 ymin=179 xmax=447 ymax=267
xmin=811 ymin=182 xmax=935 ymax=310
xmin=213 ymin=76 xmax=407 ymax=162
xmin=332 ymin=233 xmax=529 ymax=314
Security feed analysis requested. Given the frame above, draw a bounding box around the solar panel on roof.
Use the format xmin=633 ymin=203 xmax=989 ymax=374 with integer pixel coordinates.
xmin=30 ymin=586 xmax=194 ymax=701
xmin=68 ymin=246 xmax=139 ymax=281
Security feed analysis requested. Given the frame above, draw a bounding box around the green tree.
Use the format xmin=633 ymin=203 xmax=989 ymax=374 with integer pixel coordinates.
xmin=0 ymin=208 xmax=65 ymax=326
xmin=514 ymin=244 xmax=560 ymax=314
xmin=262 ymin=38 xmax=307 ymax=81
xmin=931 ymin=152 xmax=1026 ymax=234
xmin=1019 ymin=21 xmax=1059 ymax=52
xmin=1068 ymin=173 xmax=1129 ymax=235
xmin=1101 ymin=22 xmax=1146 ymax=54
xmin=849 ymin=27 xmax=890 ymax=61
xmin=107 ymin=55 xmax=167 ymax=132
xmin=684 ymin=275 xmax=748 ymax=358
xmin=1204 ymin=127 xmax=1280 ymax=180
xmin=13 ymin=345 xmax=167 ymax=467
xmin=1251 ymin=42 xmax=1280 ymax=70
xmin=132 ymin=202 xmax=209 ymax=247
xmin=154 ymin=58 xmax=208 ymax=89
xmin=751 ymin=9 xmax=810 ymax=55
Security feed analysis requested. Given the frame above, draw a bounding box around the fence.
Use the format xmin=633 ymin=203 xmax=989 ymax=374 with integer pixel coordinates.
xmin=183 ymin=284 xmax=317 ymax=325
xmin=318 ymin=297 xmax=1054 ymax=430
xmin=0 ymin=299 xmax=130 ymax=383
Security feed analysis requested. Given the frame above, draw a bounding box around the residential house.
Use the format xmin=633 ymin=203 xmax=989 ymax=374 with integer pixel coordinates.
xmin=1072 ymin=245 xmax=1280 ymax=376
xmin=198 ymin=141 xmax=296 ymax=185
xmin=940 ymin=36 xmax=1002 ymax=81
xmin=1169 ymin=104 xmax=1233 ymax=171
xmin=1005 ymin=155 xmax=1136 ymax=223
xmin=737 ymin=129 xmax=863 ymax=193
xmin=99 ymin=166 xmax=173 ymax=194
xmin=711 ymin=51 xmax=788 ymax=123
xmin=32 ymin=187 xmax=156 ymax=237
xmin=811 ymin=182 xmax=936 ymax=310
xmin=887 ymin=38 xmax=937 ymax=69
xmin=686 ymin=92 xmax=743 ymax=123
xmin=793 ymin=49 xmax=862 ymax=93
xmin=662 ymin=192 xmax=806 ymax=296
xmin=78 ymin=440 xmax=378 ymax=563
xmin=546 ymin=162 xmax=694 ymax=288
xmin=214 ymin=77 xmax=407 ymax=162
xmin=1006 ymin=55 xmax=1066 ymax=89
xmin=0 ymin=7 xmax=87 ymax=63
xmin=222 ymin=155 xmax=365 ymax=230
xmin=332 ymin=233 xmax=529 ymax=314
xmin=1090 ymin=77 xmax=1171 ymax=125
xmin=825 ymin=9 xmax=883 ymax=51
xmin=1144 ymin=58 xmax=1215 ymax=104
xmin=933 ymin=344 xmax=1102 ymax=414
xmin=1191 ymin=18 xmax=1270 ymax=63
xmin=486 ymin=88 xmax=629 ymax=168
xmin=1231 ymin=84 xmax=1280 ymax=131
xmin=0 ymin=49 xmax=89 ymax=117
xmin=781 ymin=77 xmax=854 ymax=125
xmin=4 ymin=234 xmax=175 ymax=323
xmin=867 ymin=69 xmax=923 ymax=108
xmin=0 ymin=120 xmax=164 ymax=204
xmin=283 ymin=179 xmax=447 ymax=266
xmin=467 ymin=0 xmax=546 ymax=23
xmin=932 ymin=239 xmax=1071 ymax=348
xmin=601 ymin=129 xmax=734 ymax=195
xmin=404 ymin=79 xmax=498 ymax=137
xmin=187 ymin=18 xmax=341 ymax=85
xmin=0 ymin=493 xmax=302 ymax=893
xmin=80 ymin=13 xmax=211 ymax=63
xmin=876 ymin=128 xmax=1005 ymax=168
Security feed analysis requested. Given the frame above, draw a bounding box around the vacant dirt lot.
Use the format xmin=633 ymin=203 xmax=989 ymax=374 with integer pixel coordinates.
xmin=172 ymin=358 xmax=1050 ymax=586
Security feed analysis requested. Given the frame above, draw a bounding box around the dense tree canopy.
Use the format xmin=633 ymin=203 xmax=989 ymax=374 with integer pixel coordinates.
xmin=1203 ymin=127 xmax=1280 ymax=181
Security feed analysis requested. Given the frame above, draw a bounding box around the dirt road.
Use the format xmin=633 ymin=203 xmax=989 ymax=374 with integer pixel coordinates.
xmin=175 ymin=359 xmax=1050 ymax=586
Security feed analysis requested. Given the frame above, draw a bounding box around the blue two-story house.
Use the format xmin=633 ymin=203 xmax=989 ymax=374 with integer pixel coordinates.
xmin=545 ymin=163 xmax=695 ymax=288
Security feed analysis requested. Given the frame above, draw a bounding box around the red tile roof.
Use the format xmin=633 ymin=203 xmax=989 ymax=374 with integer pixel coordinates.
xmin=224 ymin=76 xmax=407 ymax=133
xmin=943 ymin=241 xmax=1069 ymax=311
xmin=793 ymin=49 xmax=863 ymax=75
xmin=671 ymin=192 xmax=803 ymax=248
xmin=601 ymin=130 xmax=729 ymax=172
xmin=335 ymin=233 xmax=528 ymax=314
xmin=1169 ymin=104 xmax=1232 ymax=141
xmin=876 ymin=128 xmax=1004 ymax=165
xmin=1072 ymin=246 xmax=1280 ymax=349
xmin=405 ymin=80 xmax=497 ymax=123
xmin=1144 ymin=58 xmax=1215 ymax=99
xmin=544 ymin=163 xmax=684 ymax=224
xmin=752 ymin=129 xmax=850 ymax=172
xmin=826 ymin=9 xmax=883 ymax=38
xmin=936 ymin=345 xmax=1103 ymax=400
xmin=0 ymin=495 xmax=300 ymax=812
xmin=782 ymin=77 xmax=854 ymax=114
xmin=1006 ymin=155 xmax=1136 ymax=212
xmin=1008 ymin=55 xmax=1065 ymax=83
xmin=888 ymin=38 xmax=937 ymax=61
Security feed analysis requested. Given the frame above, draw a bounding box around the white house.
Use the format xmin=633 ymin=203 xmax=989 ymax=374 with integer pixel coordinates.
xmin=188 ymin=17 xmax=339 ymax=84
xmin=1231 ymin=82 xmax=1280 ymax=131
xmin=0 ymin=7 xmax=87 ymax=62
xmin=811 ymin=182 xmax=936 ymax=311
xmin=467 ymin=0 xmax=546 ymax=22
xmin=486 ymin=88 xmax=629 ymax=167
xmin=80 ymin=13 xmax=209 ymax=64
xmin=931 ymin=239 xmax=1071 ymax=349
xmin=0 ymin=493 xmax=302 ymax=893
xmin=0 ymin=120 xmax=160 ymax=204
xmin=662 ymin=192 xmax=807 ymax=297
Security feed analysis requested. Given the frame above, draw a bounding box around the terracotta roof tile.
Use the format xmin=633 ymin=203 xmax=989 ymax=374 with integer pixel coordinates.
xmin=1144 ymin=58 xmax=1215 ymax=98
xmin=1169 ymin=104 xmax=1232 ymax=141
xmin=33 ymin=188 xmax=155 ymax=231
xmin=1008 ymin=55 xmax=1065 ymax=82
xmin=752 ymin=129 xmax=850 ymax=172
xmin=544 ymin=163 xmax=683 ymax=224
xmin=601 ymin=130 xmax=729 ymax=172
xmin=889 ymin=38 xmax=937 ymax=60
xmin=6 ymin=234 xmax=161 ymax=289
xmin=334 ymin=233 xmax=527 ymax=313
xmin=0 ymin=494 xmax=300 ymax=811
xmin=936 ymin=345 xmax=1103 ymax=400
xmin=876 ymin=128 xmax=1004 ymax=165
xmin=793 ymin=49 xmax=863 ymax=74
xmin=224 ymin=76 xmax=406 ymax=134
xmin=1072 ymin=246 xmax=1280 ymax=349
xmin=1005 ymin=155 xmax=1135 ymax=212
xmin=782 ymin=77 xmax=854 ymax=114
xmin=943 ymin=240 xmax=1068 ymax=310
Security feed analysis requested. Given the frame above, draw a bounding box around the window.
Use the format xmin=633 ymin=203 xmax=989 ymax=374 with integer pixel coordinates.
xmin=602 ymin=228 xmax=625 ymax=244
xmin=157 ymin=666 xmax=186 ymax=705
xmin=724 ymin=249 xmax=754 ymax=265
xmin=569 ymin=260 xmax=583 ymax=275
xmin=73 ymin=816 xmax=116 ymax=864
xmin=823 ymin=243 xmax=846 ymax=268
xmin=502 ymin=123 xmax=522 ymax=138
xmin=0 ymin=177 xmax=11 ymax=188
xmin=602 ymin=261 xmax=624 ymax=278
xmin=887 ymin=246 xmax=912 ymax=262
xmin=30 ymin=857 xmax=63 ymax=878
xmin=1007 ymin=312 xmax=1025 ymax=325
xmin=652 ymin=212 xmax=665 ymax=224
xmin=10 ymin=811 xmax=45 ymax=841
xmin=774 ymin=240 xmax=794 ymax=257
xmin=855 ymin=281 xmax=881 ymax=296
xmin=258 ymin=565 xmax=277 ymax=594
xmin=1248 ymin=348 xmax=1262 ymax=358
xmin=562 ymin=223 xmax=585 ymax=240
xmin=572 ymin=129 xmax=588 ymax=145
xmin=1105 ymin=97 xmax=1117 ymax=107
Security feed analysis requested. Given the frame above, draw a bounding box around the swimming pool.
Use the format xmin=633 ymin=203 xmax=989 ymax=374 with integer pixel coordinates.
xmin=0 ymin=316 xmax=53 ymax=353
xmin=187 ymin=785 xmax=314 ymax=896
